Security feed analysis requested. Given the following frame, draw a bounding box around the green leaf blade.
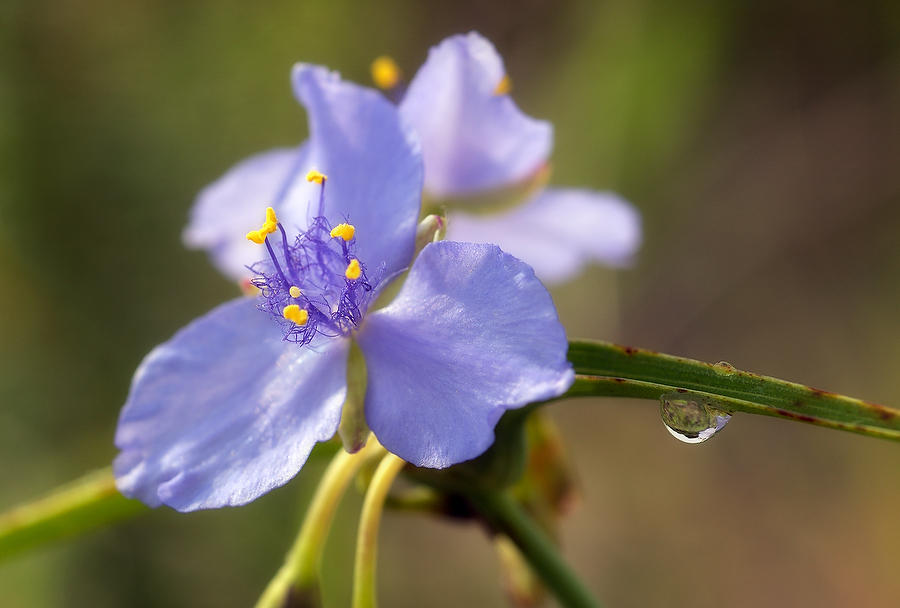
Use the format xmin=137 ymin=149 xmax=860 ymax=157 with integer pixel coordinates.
xmin=567 ymin=341 xmax=900 ymax=441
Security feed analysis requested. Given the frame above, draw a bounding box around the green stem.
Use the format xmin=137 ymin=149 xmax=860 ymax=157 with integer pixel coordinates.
xmin=0 ymin=467 xmax=145 ymax=562
xmin=352 ymin=453 xmax=407 ymax=608
xmin=384 ymin=487 xmax=443 ymax=513
xmin=255 ymin=439 xmax=386 ymax=608
xmin=567 ymin=340 xmax=900 ymax=440
xmin=466 ymin=489 xmax=600 ymax=608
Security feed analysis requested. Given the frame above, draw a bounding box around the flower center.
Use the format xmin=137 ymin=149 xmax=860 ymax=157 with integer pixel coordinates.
xmin=245 ymin=171 xmax=377 ymax=345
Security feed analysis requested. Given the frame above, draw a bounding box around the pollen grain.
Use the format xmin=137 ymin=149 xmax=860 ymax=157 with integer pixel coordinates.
xmin=306 ymin=169 xmax=327 ymax=184
xmin=493 ymin=75 xmax=512 ymax=96
xmin=371 ymin=56 xmax=401 ymax=90
xmin=246 ymin=206 xmax=279 ymax=243
xmin=330 ymin=223 xmax=356 ymax=241
xmin=282 ymin=304 xmax=309 ymax=326
xmin=345 ymin=259 xmax=362 ymax=280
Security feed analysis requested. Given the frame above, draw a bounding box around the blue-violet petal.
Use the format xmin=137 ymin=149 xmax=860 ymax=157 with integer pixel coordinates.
xmin=184 ymin=146 xmax=308 ymax=281
xmin=357 ymin=241 xmax=573 ymax=468
xmin=446 ymin=188 xmax=642 ymax=284
xmin=400 ymin=32 xmax=552 ymax=198
xmin=114 ymin=298 xmax=349 ymax=511
xmin=284 ymin=64 xmax=424 ymax=277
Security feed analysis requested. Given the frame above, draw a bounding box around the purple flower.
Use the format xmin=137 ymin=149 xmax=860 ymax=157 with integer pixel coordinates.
xmin=114 ymin=65 xmax=573 ymax=512
xmin=398 ymin=32 xmax=641 ymax=284
xmin=184 ymin=33 xmax=640 ymax=286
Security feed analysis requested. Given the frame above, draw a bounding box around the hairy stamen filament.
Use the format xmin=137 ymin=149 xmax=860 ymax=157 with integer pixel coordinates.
xmin=246 ymin=182 xmax=375 ymax=346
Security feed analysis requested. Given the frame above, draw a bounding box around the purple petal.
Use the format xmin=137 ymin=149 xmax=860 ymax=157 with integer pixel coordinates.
xmin=446 ymin=188 xmax=642 ymax=284
xmin=283 ymin=64 xmax=424 ymax=278
xmin=114 ymin=298 xmax=349 ymax=511
xmin=356 ymin=241 xmax=573 ymax=468
xmin=400 ymin=32 xmax=552 ymax=198
xmin=184 ymin=146 xmax=309 ymax=281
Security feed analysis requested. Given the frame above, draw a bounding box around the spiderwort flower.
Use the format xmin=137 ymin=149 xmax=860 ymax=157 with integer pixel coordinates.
xmin=392 ymin=32 xmax=642 ymax=283
xmin=114 ymin=65 xmax=574 ymax=512
xmin=184 ymin=33 xmax=640 ymax=286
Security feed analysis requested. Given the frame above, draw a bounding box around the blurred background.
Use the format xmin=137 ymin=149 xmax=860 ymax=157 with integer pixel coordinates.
xmin=2 ymin=0 xmax=899 ymax=606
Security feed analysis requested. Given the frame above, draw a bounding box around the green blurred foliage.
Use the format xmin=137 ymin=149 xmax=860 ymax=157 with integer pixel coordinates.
xmin=1 ymin=0 xmax=899 ymax=606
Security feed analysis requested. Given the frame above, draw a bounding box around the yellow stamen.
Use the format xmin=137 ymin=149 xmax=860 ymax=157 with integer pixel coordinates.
xmin=282 ymin=304 xmax=309 ymax=326
xmin=345 ymin=259 xmax=362 ymax=280
xmin=245 ymin=230 xmax=265 ymax=244
xmin=494 ymin=74 xmax=512 ymax=96
xmin=306 ymin=169 xmax=327 ymax=184
xmin=330 ymin=223 xmax=356 ymax=241
xmin=371 ymin=56 xmax=401 ymax=90
xmin=246 ymin=206 xmax=279 ymax=243
xmin=289 ymin=286 xmax=302 ymax=298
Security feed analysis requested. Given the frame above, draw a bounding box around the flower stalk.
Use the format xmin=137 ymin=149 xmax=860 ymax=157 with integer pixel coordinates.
xmin=256 ymin=438 xmax=386 ymax=608
xmin=352 ymin=452 xmax=407 ymax=608
xmin=0 ymin=467 xmax=145 ymax=562
xmin=465 ymin=489 xmax=600 ymax=608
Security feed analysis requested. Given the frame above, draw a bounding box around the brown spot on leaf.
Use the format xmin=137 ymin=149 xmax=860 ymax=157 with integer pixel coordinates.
xmin=775 ymin=409 xmax=817 ymax=423
xmin=867 ymin=403 xmax=897 ymax=420
xmin=808 ymin=387 xmax=835 ymax=398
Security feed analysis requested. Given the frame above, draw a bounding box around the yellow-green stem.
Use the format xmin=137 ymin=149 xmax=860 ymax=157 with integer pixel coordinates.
xmin=0 ymin=467 xmax=145 ymax=562
xmin=255 ymin=439 xmax=385 ymax=608
xmin=352 ymin=453 xmax=406 ymax=608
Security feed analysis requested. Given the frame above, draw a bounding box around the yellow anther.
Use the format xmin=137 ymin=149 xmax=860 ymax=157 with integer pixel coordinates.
xmin=345 ymin=259 xmax=362 ymax=280
xmin=493 ymin=74 xmax=512 ymax=96
xmin=330 ymin=223 xmax=356 ymax=241
xmin=246 ymin=206 xmax=279 ymax=243
xmin=306 ymin=169 xmax=327 ymax=184
xmin=282 ymin=304 xmax=309 ymax=326
xmin=246 ymin=229 xmax=266 ymax=244
xmin=371 ymin=56 xmax=401 ymax=90
xmin=289 ymin=286 xmax=302 ymax=298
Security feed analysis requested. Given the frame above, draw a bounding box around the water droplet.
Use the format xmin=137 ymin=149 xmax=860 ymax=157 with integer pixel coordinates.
xmin=713 ymin=361 xmax=737 ymax=375
xmin=659 ymin=392 xmax=732 ymax=444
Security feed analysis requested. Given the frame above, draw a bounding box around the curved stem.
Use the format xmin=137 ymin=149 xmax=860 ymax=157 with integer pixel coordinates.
xmin=466 ymin=490 xmax=600 ymax=608
xmin=0 ymin=467 xmax=145 ymax=562
xmin=256 ymin=439 xmax=385 ymax=608
xmin=352 ymin=453 xmax=406 ymax=608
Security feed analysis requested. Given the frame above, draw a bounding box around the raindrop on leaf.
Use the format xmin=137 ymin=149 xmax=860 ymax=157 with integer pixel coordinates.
xmin=713 ymin=361 xmax=737 ymax=375
xmin=659 ymin=392 xmax=732 ymax=444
